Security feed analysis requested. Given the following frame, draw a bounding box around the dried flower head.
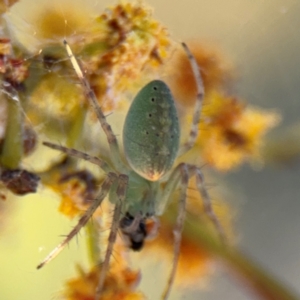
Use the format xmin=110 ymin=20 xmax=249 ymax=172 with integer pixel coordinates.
xmin=5 ymin=0 xmax=171 ymax=114
xmin=0 ymin=38 xmax=29 ymax=92
xmin=64 ymin=264 xmax=144 ymax=300
xmin=79 ymin=1 xmax=171 ymax=112
xmin=0 ymin=169 xmax=40 ymax=195
xmin=197 ymin=92 xmax=280 ymax=170
xmin=46 ymin=169 xmax=99 ymax=218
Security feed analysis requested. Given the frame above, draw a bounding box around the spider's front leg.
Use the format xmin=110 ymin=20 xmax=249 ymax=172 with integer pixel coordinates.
xmin=64 ymin=40 xmax=126 ymax=173
xmin=43 ymin=142 xmax=112 ymax=173
xmin=158 ymin=163 xmax=226 ymax=300
xmin=178 ymin=42 xmax=205 ymax=156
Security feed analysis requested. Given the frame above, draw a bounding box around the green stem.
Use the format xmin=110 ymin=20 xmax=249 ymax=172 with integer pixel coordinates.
xmin=66 ymin=105 xmax=87 ymax=148
xmin=85 ymin=221 xmax=101 ymax=266
xmin=182 ymin=215 xmax=299 ymax=300
xmin=0 ymin=97 xmax=23 ymax=169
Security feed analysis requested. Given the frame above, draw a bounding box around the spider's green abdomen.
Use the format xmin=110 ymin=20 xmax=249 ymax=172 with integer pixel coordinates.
xmin=123 ymin=80 xmax=180 ymax=181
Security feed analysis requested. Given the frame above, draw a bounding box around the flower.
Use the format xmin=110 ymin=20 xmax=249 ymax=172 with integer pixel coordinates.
xmin=63 ymin=263 xmax=145 ymax=300
xmin=197 ymin=92 xmax=280 ymax=170
xmin=5 ymin=1 xmax=171 ymax=113
xmin=45 ymin=169 xmax=99 ymax=218
xmin=80 ymin=1 xmax=172 ymax=112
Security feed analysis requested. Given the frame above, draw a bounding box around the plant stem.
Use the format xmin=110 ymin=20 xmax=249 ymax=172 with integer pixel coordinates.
xmin=182 ymin=215 xmax=299 ymax=300
xmin=0 ymin=97 xmax=23 ymax=169
xmin=85 ymin=221 xmax=101 ymax=266
xmin=66 ymin=104 xmax=87 ymax=148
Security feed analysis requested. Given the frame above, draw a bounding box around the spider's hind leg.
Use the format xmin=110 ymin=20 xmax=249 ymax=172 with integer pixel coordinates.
xmin=160 ymin=163 xmax=226 ymax=300
xmin=161 ymin=163 xmax=189 ymax=300
xmin=193 ymin=166 xmax=227 ymax=243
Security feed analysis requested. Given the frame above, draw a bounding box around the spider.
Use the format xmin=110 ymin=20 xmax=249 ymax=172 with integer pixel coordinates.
xmin=37 ymin=40 xmax=226 ymax=300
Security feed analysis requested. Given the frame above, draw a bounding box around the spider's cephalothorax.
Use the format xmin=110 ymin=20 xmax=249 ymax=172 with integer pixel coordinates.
xmin=37 ymin=41 xmax=226 ymax=300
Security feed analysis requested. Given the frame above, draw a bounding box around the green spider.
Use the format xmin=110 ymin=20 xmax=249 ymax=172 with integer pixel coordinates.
xmin=37 ymin=40 xmax=226 ymax=300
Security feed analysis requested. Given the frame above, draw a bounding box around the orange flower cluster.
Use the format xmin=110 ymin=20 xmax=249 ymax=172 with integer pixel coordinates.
xmin=198 ymin=92 xmax=280 ymax=170
xmin=6 ymin=0 xmax=171 ymax=115
xmin=64 ymin=263 xmax=144 ymax=300
xmin=0 ymin=38 xmax=29 ymax=93
xmin=81 ymin=2 xmax=171 ymax=112
xmin=168 ymin=42 xmax=280 ymax=170
xmin=45 ymin=169 xmax=99 ymax=218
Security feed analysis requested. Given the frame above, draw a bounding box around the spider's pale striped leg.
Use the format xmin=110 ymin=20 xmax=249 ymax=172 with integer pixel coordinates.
xmin=63 ymin=40 xmax=126 ymax=172
xmin=178 ymin=42 xmax=205 ymax=156
xmin=43 ymin=142 xmax=112 ymax=173
xmin=159 ymin=163 xmax=226 ymax=300
xmin=192 ymin=166 xmax=227 ymax=243
xmin=36 ymin=172 xmax=117 ymax=269
xmin=95 ymin=174 xmax=129 ymax=300
xmin=161 ymin=163 xmax=189 ymax=300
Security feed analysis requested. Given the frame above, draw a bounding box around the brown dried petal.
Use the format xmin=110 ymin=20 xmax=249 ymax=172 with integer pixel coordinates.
xmin=1 ymin=169 xmax=40 ymax=195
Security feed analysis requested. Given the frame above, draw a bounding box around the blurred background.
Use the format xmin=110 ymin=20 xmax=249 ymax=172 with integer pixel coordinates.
xmin=0 ymin=0 xmax=300 ymax=299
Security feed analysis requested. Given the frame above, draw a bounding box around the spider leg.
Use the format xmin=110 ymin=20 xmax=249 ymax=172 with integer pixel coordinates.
xmin=192 ymin=166 xmax=227 ymax=243
xmin=43 ymin=141 xmax=112 ymax=173
xmin=159 ymin=163 xmax=226 ymax=300
xmin=95 ymin=174 xmax=129 ymax=300
xmin=63 ymin=40 xmax=126 ymax=172
xmin=178 ymin=42 xmax=205 ymax=156
xmin=36 ymin=172 xmax=117 ymax=269
xmin=161 ymin=163 xmax=189 ymax=300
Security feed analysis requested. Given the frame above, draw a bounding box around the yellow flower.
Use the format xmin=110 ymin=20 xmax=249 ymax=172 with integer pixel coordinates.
xmin=5 ymin=1 xmax=171 ymax=114
xmin=165 ymin=41 xmax=280 ymax=171
xmin=64 ymin=263 xmax=145 ymax=300
xmin=80 ymin=1 xmax=171 ymax=112
xmin=46 ymin=169 xmax=99 ymax=218
xmin=197 ymin=92 xmax=280 ymax=171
